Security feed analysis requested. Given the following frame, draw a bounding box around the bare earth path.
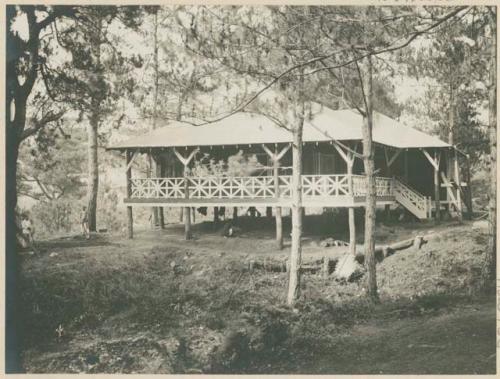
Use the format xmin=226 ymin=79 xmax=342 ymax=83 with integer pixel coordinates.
xmin=283 ymin=298 xmax=495 ymax=374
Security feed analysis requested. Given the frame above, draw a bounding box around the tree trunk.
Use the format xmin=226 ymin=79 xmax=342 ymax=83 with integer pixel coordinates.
xmin=86 ymin=19 xmax=102 ymax=233
xmin=6 ymin=130 xmax=22 ymax=372
xmin=347 ymin=161 xmax=356 ymax=256
xmin=287 ymin=101 xmax=305 ymax=306
xmin=150 ymin=10 xmax=160 ymax=229
xmin=6 ymin=8 xmax=62 ymax=370
xmin=6 ymin=25 xmax=33 ymax=374
xmin=87 ymin=120 xmax=99 ymax=232
xmin=480 ymin=13 xmax=496 ymax=289
xmin=448 ymin=82 xmax=454 ymax=145
xmin=361 ymin=56 xmax=379 ymax=303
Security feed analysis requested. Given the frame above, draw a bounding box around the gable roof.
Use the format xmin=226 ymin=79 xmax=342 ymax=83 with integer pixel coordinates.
xmin=108 ymin=106 xmax=450 ymax=150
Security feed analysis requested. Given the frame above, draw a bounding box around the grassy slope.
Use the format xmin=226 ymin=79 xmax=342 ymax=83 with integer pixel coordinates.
xmin=19 ymin=218 xmax=496 ymax=374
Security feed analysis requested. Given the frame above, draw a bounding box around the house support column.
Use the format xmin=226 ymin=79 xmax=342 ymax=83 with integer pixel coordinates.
xmin=463 ymin=154 xmax=473 ymax=220
xmin=214 ymin=207 xmax=219 ymax=225
xmin=148 ymin=149 xmax=160 ymax=229
xmin=404 ymin=150 xmax=409 ymax=182
xmin=383 ymin=147 xmax=402 ymax=222
xmin=126 ymin=149 xmax=134 ymax=239
xmin=263 ymin=143 xmax=290 ymax=250
xmin=174 ymin=147 xmax=198 ymax=240
xmin=423 ymin=149 xmax=441 ymax=222
xmin=453 ymin=149 xmax=463 ymax=220
xmin=334 ymin=142 xmax=358 ymax=256
xmin=158 ymin=153 xmax=165 ymax=229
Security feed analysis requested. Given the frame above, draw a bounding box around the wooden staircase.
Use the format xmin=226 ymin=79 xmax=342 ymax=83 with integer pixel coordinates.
xmin=393 ymin=178 xmax=431 ymax=220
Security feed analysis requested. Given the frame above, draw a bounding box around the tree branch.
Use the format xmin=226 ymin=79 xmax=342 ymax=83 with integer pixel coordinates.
xmin=21 ymin=108 xmax=66 ymax=141
xmin=304 ymin=6 xmax=469 ymax=76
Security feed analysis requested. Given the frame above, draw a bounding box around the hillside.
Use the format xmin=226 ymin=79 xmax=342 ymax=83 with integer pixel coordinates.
xmin=19 ymin=219 xmax=495 ymax=374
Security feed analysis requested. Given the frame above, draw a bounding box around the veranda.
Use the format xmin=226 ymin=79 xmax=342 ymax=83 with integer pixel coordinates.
xmin=108 ymin=106 xmax=472 ymax=243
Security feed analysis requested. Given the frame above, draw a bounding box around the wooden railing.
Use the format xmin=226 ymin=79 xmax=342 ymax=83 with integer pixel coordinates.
xmin=351 ymin=175 xmax=393 ymax=197
xmin=130 ymin=174 xmax=394 ymax=200
xmin=393 ymin=178 xmax=430 ymax=219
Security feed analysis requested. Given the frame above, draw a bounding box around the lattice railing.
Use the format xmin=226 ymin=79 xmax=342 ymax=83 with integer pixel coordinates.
xmin=190 ymin=176 xmax=275 ymax=199
xmin=302 ymin=175 xmax=350 ymax=197
xmin=130 ymin=175 xmax=394 ymax=200
xmin=131 ymin=178 xmax=185 ymax=199
xmin=351 ymin=175 xmax=394 ymax=197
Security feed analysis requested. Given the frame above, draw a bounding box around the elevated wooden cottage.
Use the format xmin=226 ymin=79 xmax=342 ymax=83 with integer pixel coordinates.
xmin=107 ymin=104 xmax=471 ymax=239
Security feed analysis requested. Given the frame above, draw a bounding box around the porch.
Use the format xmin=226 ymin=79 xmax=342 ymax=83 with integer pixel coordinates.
xmin=124 ymin=174 xmax=396 ymax=207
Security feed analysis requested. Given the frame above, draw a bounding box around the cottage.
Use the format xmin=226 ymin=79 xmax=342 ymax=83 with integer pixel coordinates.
xmin=107 ymin=104 xmax=472 ymax=239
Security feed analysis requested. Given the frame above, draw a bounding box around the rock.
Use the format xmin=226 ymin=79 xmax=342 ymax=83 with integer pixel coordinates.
xmin=49 ymin=252 xmax=59 ymax=258
xmin=333 ymin=252 xmax=362 ymax=281
xmin=320 ymin=238 xmax=348 ymax=248
xmin=472 ymin=220 xmax=488 ymax=230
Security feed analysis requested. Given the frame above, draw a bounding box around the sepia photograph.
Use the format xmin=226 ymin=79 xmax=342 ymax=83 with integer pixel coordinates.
xmin=5 ymin=3 xmax=497 ymax=374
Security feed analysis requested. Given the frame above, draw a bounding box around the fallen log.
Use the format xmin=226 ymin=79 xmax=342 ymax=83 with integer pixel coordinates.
xmin=246 ymin=235 xmax=427 ymax=275
xmin=355 ymin=235 xmax=426 ymax=264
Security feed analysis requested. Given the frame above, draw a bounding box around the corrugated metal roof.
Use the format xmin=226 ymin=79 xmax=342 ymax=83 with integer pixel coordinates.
xmin=108 ymin=106 xmax=450 ymax=150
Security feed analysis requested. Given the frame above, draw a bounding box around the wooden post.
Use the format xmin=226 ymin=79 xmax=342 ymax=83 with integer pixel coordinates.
xmin=183 ymin=172 xmax=192 ymax=240
xmin=157 ymin=153 xmax=165 ymax=229
xmin=464 ymin=154 xmax=473 ymax=220
xmin=423 ymin=148 xmax=442 ymax=222
xmin=404 ymin=149 xmax=409 ymax=182
xmin=149 ymin=150 xmax=160 ymax=229
xmin=233 ymin=207 xmax=238 ymax=221
xmin=383 ymin=147 xmax=400 ymax=222
xmin=454 ymin=149 xmax=463 ymax=220
xmin=334 ymin=142 xmax=357 ymax=256
xmin=322 ymin=256 xmax=330 ymax=279
xmin=126 ymin=149 xmax=133 ymax=239
xmin=266 ymin=207 xmax=273 ymax=218
xmin=214 ymin=207 xmax=219 ymax=225
xmin=173 ymin=147 xmax=198 ymax=240
xmin=263 ymin=144 xmax=290 ymax=251
xmin=274 ymin=154 xmax=283 ymax=250
xmin=433 ymin=151 xmax=441 ymax=222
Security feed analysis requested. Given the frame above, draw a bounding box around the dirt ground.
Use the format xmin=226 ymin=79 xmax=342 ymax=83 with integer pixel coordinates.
xmin=18 ymin=216 xmax=496 ymax=374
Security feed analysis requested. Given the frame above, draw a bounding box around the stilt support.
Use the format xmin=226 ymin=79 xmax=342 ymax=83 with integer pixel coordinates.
xmin=263 ymin=144 xmax=290 ymax=250
xmin=126 ymin=149 xmax=134 ymax=239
